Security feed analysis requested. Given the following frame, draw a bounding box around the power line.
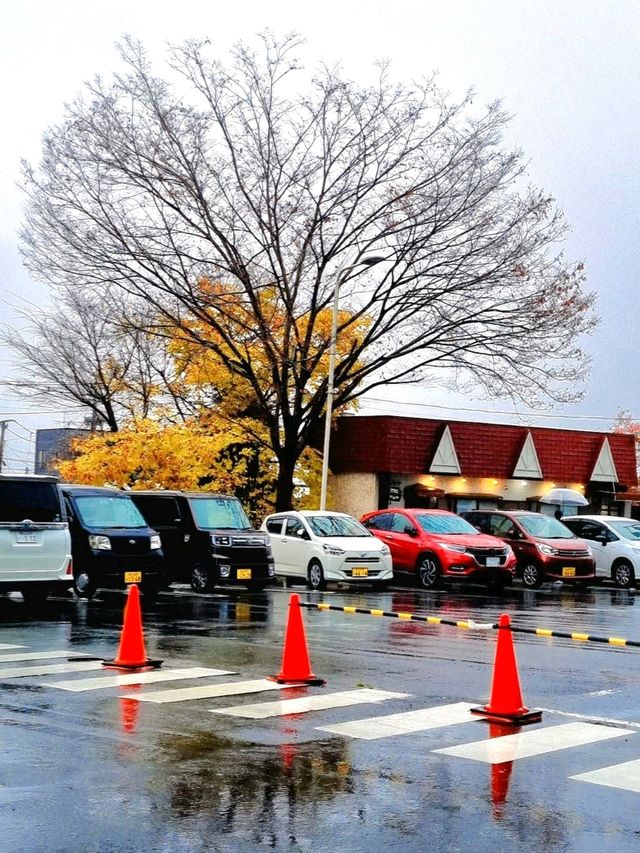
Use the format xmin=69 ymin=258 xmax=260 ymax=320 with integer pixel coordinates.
xmin=361 ymin=396 xmax=620 ymax=424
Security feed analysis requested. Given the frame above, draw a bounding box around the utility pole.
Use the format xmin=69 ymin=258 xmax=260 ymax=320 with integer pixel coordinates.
xmin=0 ymin=420 xmax=8 ymax=472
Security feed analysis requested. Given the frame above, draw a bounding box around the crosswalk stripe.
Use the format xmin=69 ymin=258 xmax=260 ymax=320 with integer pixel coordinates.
xmin=44 ymin=667 xmax=234 ymax=692
xmin=316 ymin=702 xmax=476 ymax=739
xmin=0 ymin=650 xmax=86 ymax=663
xmin=571 ymin=758 xmax=640 ymax=792
xmin=0 ymin=661 xmax=104 ymax=679
xmin=433 ymin=721 xmax=632 ymax=764
xmin=123 ymin=678 xmax=301 ymax=704
xmin=211 ymin=689 xmax=409 ymax=719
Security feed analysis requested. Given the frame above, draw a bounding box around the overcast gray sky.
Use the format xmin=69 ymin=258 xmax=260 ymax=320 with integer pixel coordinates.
xmin=1 ymin=0 xmax=639 ymax=469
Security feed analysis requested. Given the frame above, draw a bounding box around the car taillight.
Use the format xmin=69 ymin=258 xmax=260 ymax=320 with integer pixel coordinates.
xmin=66 ymin=559 xmax=73 ymax=576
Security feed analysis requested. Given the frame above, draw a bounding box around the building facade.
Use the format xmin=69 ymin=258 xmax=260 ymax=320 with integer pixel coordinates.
xmin=34 ymin=428 xmax=91 ymax=475
xmin=328 ymin=416 xmax=638 ymax=520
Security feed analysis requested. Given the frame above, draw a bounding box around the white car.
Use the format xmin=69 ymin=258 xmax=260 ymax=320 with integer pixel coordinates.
xmin=0 ymin=474 xmax=73 ymax=604
xmin=261 ymin=510 xmax=394 ymax=590
xmin=561 ymin=515 xmax=640 ymax=588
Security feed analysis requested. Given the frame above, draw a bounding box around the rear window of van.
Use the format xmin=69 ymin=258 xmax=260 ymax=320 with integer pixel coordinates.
xmin=0 ymin=481 xmax=62 ymax=522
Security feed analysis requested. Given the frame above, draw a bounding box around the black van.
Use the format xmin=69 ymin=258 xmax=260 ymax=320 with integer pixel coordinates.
xmin=60 ymin=484 xmax=166 ymax=598
xmin=128 ymin=490 xmax=276 ymax=592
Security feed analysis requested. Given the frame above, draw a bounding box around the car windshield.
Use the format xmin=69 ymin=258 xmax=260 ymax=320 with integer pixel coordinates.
xmin=191 ymin=497 xmax=252 ymax=530
xmin=74 ymin=495 xmax=147 ymax=529
xmin=518 ymin=515 xmax=575 ymax=539
xmin=607 ymin=520 xmax=640 ymax=541
xmin=415 ymin=514 xmax=479 ymax=535
xmin=306 ymin=515 xmax=371 ymax=537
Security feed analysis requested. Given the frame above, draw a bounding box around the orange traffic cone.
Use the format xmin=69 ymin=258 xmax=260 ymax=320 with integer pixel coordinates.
xmin=272 ymin=594 xmax=325 ymax=685
xmin=471 ymin=613 xmax=541 ymax=725
xmin=103 ymin=584 xmax=162 ymax=669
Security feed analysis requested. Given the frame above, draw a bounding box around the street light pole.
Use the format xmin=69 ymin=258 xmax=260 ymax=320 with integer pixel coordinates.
xmin=319 ymin=255 xmax=387 ymax=511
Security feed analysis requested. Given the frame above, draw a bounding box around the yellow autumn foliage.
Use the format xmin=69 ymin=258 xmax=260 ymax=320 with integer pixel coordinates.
xmin=58 ymin=280 xmax=363 ymax=515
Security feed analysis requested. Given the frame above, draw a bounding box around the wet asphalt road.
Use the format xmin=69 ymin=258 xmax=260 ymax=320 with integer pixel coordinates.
xmin=2 ymin=582 xmax=640 ymax=852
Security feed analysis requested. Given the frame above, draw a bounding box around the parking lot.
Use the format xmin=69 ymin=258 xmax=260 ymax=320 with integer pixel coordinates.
xmin=2 ymin=580 xmax=640 ymax=851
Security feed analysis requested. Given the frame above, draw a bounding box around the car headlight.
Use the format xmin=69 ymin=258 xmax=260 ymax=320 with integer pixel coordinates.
xmin=442 ymin=543 xmax=467 ymax=553
xmin=536 ymin=543 xmax=556 ymax=556
xmin=585 ymin=545 xmax=593 ymax=556
xmin=88 ymin=534 xmax=111 ymax=551
xmin=213 ymin=535 xmax=230 ymax=546
xmin=380 ymin=544 xmax=391 ymax=556
xmin=322 ymin=544 xmax=345 ymax=556
xmin=150 ymin=534 xmax=161 ymax=550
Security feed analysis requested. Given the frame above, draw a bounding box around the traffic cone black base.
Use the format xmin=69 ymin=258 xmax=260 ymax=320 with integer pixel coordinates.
xmin=272 ymin=675 xmax=326 ymax=686
xmin=470 ymin=707 xmax=542 ymax=726
xmin=102 ymin=659 xmax=163 ymax=670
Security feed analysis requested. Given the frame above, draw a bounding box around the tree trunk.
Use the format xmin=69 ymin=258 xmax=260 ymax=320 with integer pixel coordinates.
xmin=274 ymin=447 xmax=298 ymax=511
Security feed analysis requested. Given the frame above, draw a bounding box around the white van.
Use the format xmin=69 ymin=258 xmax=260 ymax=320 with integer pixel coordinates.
xmin=0 ymin=474 xmax=72 ymax=603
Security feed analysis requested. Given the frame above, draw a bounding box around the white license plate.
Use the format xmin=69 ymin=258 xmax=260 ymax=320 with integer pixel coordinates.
xmin=486 ymin=557 xmax=500 ymax=567
xmin=16 ymin=532 xmax=37 ymax=544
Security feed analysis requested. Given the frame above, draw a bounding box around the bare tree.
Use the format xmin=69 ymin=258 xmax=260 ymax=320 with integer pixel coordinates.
xmin=1 ymin=290 xmax=177 ymax=430
xmin=19 ymin=34 xmax=596 ymax=508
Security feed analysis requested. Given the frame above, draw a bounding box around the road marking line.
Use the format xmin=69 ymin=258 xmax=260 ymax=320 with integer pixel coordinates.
xmin=211 ymin=689 xmax=409 ymax=719
xmin=538 ymin=707 xmax=640 ymax=730
xmin=44 ymin=667 xmax=233 ymax=692
xmin=0 ymin=661 xmax=104 ymax=679
xmin=571 ymin=758 xmax=640 ymax=793
xmin=316 ymin=702 xmax=476 ymax=739
xmin=124 ymin=678 xmax=296 ymax=704
xmin=433 ymin=722 xmax=632 ymax=764
xmin=0 ymin=644 xmax=26 ymax=650
xmin=0 ymin=650 xmax=86 ymax=663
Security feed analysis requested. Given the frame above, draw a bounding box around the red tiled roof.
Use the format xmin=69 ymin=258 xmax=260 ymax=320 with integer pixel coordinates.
xmin=330 ymin=415 xmax=638 ymax=487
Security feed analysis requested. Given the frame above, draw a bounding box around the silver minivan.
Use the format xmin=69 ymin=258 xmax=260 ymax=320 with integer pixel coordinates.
xmin=0 ymin=474 xmax=72 ymax=603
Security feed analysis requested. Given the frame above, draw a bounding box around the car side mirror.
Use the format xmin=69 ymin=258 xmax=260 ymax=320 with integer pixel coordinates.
xmin=595 ymin=533 xmax=607 ymax=545
xmin=404 ymin=525 xmax=417 ymax=536
xmin=296 ymin=528 xmax=309 ymax=540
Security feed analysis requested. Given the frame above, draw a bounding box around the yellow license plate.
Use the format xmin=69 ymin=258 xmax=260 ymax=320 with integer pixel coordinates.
xmin=237 ymin=569 xmax=252 ymax=580
xmin=124 ymin=571 xmax=142 ymax=583
xmin=562 ymin=567 xmax=576 ymax=578
xmin=352 ymin=567 xmax=369 ymax=577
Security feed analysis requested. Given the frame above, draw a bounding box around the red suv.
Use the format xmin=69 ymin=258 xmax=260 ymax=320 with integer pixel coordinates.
xmin=360 ymin=509 xmax=516 ymax=590
xmin=461 ymin=510 xmax=596 ymax=589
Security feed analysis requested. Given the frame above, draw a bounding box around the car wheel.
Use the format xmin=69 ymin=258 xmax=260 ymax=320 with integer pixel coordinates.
xmin=612 ymin=560 xmax=635 ymax=589
xmin=307 ymin=560 xmax=327 ymax=591
xmin=21 ymin=585 xmax=51 ymax=605
xmin=191 ymin=563 xmax=214 ymax=593
xmin=416 ymin=553 xmax=441 ymax=589
xmin=73 ymin=568 xmax=97 ymax=600
xmin=522 ymin=562 xmax=544 ymax=589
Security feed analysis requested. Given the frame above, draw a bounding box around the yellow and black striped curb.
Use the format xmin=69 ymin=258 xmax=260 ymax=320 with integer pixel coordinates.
xmin=299 ymin=601 xmax=640 ymax=649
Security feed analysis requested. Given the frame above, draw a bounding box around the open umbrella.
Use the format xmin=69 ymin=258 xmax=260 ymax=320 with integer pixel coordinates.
xmin=540 ymin=488 xmax=589 ymax=506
